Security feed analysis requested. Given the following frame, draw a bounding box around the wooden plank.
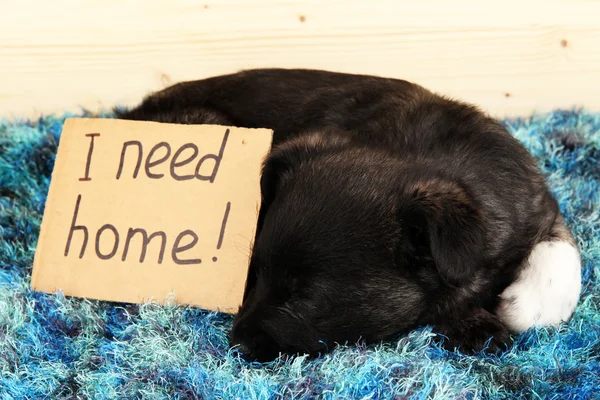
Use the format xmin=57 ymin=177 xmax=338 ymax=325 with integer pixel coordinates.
xmin=1 ymin=0 xmax=599 ymax=118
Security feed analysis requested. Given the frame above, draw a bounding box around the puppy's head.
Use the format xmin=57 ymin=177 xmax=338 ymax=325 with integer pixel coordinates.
xmin=230 ymin=131 xmax=484 ymax=362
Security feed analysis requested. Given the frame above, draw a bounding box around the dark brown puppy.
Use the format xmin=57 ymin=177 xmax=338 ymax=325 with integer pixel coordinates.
xmin=117 ymin=69 xmax=581 ymax=362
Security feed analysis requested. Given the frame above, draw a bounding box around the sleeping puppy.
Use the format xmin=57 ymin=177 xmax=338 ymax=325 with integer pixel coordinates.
xmin=117 ymin=69 xmax=582 ymax=362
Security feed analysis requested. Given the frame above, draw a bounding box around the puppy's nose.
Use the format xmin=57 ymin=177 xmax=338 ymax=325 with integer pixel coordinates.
xmin=230 ymin=322 xmax=277 ymax=362
xmin=231 ymin=340 xmax=257 ymax=362
xmin=230 ymin=339 xmax=251 ymax=359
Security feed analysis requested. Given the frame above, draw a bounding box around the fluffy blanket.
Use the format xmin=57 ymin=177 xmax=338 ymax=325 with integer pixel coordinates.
xmin=0 ymin=109 xmax=598 ymax=399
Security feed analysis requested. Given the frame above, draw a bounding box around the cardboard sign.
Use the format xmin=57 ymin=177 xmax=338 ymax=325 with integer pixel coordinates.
xmin=31 ymin=118 xmax=273 ymax=313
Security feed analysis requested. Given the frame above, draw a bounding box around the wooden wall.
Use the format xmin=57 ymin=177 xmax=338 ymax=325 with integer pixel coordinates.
xmin=2 ymin=0 xmax=599 ymax=118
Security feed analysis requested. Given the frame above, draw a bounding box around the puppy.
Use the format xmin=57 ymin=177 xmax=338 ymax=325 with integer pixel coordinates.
xmin=117 ymin=69 xmax=581 ymax=361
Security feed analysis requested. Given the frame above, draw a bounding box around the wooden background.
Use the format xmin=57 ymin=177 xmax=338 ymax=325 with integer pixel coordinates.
xmin=2 ymin=0 xmax=600 ymax=119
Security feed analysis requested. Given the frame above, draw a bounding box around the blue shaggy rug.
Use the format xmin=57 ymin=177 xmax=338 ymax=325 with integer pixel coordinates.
xmin=0 ymin=109 xmax=599 ymax=399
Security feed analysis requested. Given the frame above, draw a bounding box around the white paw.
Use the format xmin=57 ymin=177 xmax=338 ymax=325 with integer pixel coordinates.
xmin=497 ymin=241 xmax=582 ymax=333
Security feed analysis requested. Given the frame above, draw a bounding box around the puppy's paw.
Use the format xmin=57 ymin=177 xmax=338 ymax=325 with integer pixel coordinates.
xmin=497 ymin=240 xmax=581 ymax=333
xmin=435 ymin=308 xmax=512 ymax=354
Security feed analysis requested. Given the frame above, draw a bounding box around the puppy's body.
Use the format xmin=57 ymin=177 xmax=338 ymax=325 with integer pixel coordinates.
xmin=119 ymin=69 xmax=581 ymax=361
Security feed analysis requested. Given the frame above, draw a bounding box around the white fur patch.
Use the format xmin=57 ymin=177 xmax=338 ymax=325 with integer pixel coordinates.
xmin=497 ymin=241 xmax=582 ymax=333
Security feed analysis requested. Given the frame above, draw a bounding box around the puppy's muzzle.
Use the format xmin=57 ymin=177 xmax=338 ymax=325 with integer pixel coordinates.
xmin=230 ymin=317 xmax=279 ymax=362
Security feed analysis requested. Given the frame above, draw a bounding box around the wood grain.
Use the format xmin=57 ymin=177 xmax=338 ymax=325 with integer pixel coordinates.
xmin=2 ymin=0 xmax=599 ymax=118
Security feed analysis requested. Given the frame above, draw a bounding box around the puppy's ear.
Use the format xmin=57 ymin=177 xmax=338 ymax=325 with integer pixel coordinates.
xmin=400 ymin=178 xmax=486 ymax=287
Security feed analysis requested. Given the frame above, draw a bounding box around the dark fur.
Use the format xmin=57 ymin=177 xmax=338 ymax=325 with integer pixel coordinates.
xmin=117 ymin=69 xmax=562 ymax=361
